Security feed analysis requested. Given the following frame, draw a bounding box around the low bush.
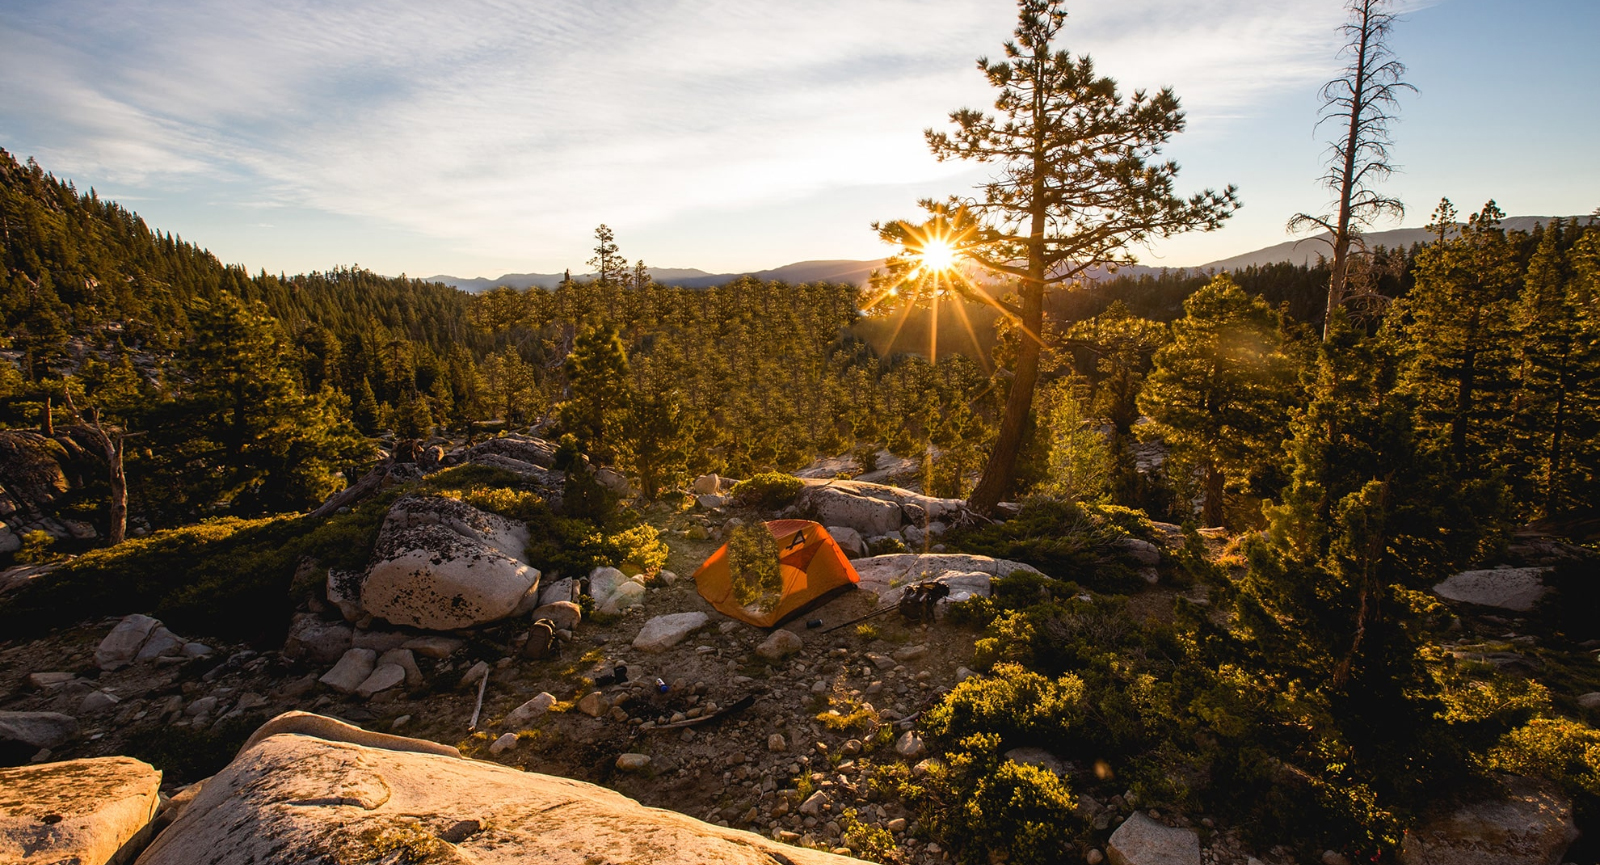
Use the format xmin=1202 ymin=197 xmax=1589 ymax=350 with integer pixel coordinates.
xmin=946 ymin=498 xmax=1142 ymax=593
xmin=927 ymin=732 xmax=1082 ymax=865
xmin=730 ymin=471 xmax=804 ymax=510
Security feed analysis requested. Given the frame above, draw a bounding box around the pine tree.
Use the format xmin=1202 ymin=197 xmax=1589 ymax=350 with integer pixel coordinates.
xmin=1389 ymin=200 xmax=1521 ymax=475
xmin=873 ymin=0 xmax=1237 ymax=513
xmin=351 ymin=377 xmax=381 ymax=435
xmin=1138 ymin=276 xmax=1299 ymax=526
xmin=1507 ymin=220 xmax=1600 ymax=516
xmin=558 ymin=324 xmax=632 ymax=462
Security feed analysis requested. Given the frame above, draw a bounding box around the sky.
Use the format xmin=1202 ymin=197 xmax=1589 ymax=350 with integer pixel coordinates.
xmin=1 ymin=0 xmax=1596 ymax=279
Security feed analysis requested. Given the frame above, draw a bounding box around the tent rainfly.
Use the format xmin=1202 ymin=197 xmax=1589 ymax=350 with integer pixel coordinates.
xmin=692 ymin=519 xmax=859 ymax=627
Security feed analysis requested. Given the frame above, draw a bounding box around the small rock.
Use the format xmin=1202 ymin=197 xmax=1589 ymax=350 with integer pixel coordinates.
xmin=767 ymin=733 xmax=788 ymax=752
xmin=531 ymin=601 xmax=582 ymax=631
xmin=135 ymin=627 xmax=186 ymax=661
xmin=895 ymin=731 xmax=925 ymax=758
xmin=355 ymin=663 xmax=407 ymax=698
xmin=505 ymin=693 xmax=557 ymax=728
xmin=840 ymin=739 xmax=862 ymax=756
xmin=955 ymin=666 xmax=976 ymax=682
xmin=185 ymin=696 xmax=219 ymax=717
xmin=26 ymin=672 xmax=75 ymax=690
xmin=799 ymin=791 xmax=831 ymax=817
xmin=402 ymin=635 xmax=465 ymax=659
xmin=1107 ymin=812 xmax=1201 ymax=865
xmin=78 ymin=690 xmax=120 ymax=714
xmin=616 ymin=753 xmax=651 ymax=771
xmin=887 ymin=817 xmax=907 ymax=832
xmin=756 ymin=629 xmax=804 ymax=660
xmin=459 ymin=660 xmax=491 ymax=688
xmin=892 ymin=645 xmax=927 ymax=663
xmin=94 ymin=614 xmax=161 ymax=671
xmin=489 ymin=732 xmax=519 ymax=754
xmin=866 ymin=653 xmax=895 ymax=670
xmin=391 ymin=715 xmax=411 ymax=730
xmin=376 ymin=648 xmax=424 ymax=688
xmin=1578 ymin=692 xmax=1600 ymax=711
xmin=1086 ymin=850 xmax=1104 ymax=865
xmin=810 ymin=680 xmax=829 ymax=694
xmin=320 ymin=648 xmax=378 ymax=695
xmin=577 ymin=692 xmax=610 ymax=717
xmin=181 ymin=642 xmax=214 ymax=658
xmin=1321 ymin=852 xmax=1350 ymax=865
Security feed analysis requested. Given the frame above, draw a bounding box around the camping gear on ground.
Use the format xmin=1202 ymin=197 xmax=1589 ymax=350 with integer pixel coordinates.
xmin=692 ymin=519 xmax=860 ymax=627
xmin=898 ymin=581 xmax=950 ymax=623
xmin=820 ymin=580 xmax=951 ymax=633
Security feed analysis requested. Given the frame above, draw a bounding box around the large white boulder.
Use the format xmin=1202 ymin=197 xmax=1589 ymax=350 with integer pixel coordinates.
xmin=0 ymin=756 xmax=161 ymax=865
xmin=1107 ymin=812 xmax=1201 ymax=865
xmin=798 ymin=486 xmax=903 ymax=537
xmin=1432 ymin=568 xmax=1550 ymax=612
xmin=136 ymin=712 xmax=858 ymax=865
xmin=361 ymin=496 xmax=541 ymax=630
xmin=633 ymin=612 xmax=709 ymax=652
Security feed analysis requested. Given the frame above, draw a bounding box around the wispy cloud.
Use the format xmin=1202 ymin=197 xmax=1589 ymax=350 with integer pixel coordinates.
xmin=0 ymin=0 xmax=1362 ymax=270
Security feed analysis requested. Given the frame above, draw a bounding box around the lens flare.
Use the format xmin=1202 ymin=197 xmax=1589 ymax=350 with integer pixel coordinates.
xmin=918 ymin=237 xmax=958 ymax=273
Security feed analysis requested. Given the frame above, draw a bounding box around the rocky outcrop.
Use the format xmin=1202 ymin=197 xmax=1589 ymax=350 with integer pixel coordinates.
xmin=360 ymin=495 xmax=541 ymax=630
xmin=1399 ymin=779 xmax=1577 ymax=865
xmin=136 ymin=711 xmax=858 ymax=865
xmin=852 ymin=553 xmax=1041 ymax=603
xmin=0 ymin=756 xmax=162 ymax=865
xmin=794 ymin=479 xmax=982 ymax=540
xmin=1433 ymin=568 xmax=1550 ymax=612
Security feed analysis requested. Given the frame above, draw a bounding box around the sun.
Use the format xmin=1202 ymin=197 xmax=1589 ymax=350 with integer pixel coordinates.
xmin=917 ymin=237 xmax=958 ymax=273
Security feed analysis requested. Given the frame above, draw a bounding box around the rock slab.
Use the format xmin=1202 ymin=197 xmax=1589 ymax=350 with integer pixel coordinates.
xmin=1399 ymin=780 xmax=1576 ymax=865
xmin=633 ymin=612 xmax=709 ymax=652
xmin=135 ymin=713 xmax=859 ymax=865
xmin=1107 ymin=812 xmax=1201 ymax=865
xmin=1432 ymin=568 xmax=1550 ymax=612
xmin=0 ymin=756 xmax=161 ymax=865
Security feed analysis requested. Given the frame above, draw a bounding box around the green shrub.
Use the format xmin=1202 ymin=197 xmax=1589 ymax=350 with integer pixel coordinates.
xmin=1490 ymin=718 xmax=1600 ymax=796
xmin=924 ymin=662 xmax=1084 ymax=747
xmin=454 ymin=487 xmax=547 ymax=522
xmin=947 ymin=498 xmax=1142 ymax=593
xmin=14 ymin=529 xmax=57 ymax=564
xmin=931 ymin=733 xmax=1082 ymax=865
xmin=839 ymin=808 xmax=895 ymax=861
xmin=730 ymin=471 xmax=804 ymax=510
xmin=524 ymin=514 xmax=669 ymax=579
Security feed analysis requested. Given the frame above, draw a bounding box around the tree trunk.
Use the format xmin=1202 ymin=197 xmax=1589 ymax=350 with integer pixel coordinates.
xmin=41 ymin=395 xmax=53 ymax=436
xmin=1202 ymin=462 xmax=1226 ymax=528
xmin=1323 ymin=0 xmax=1374 ymax=341
xmin=106 ymin=434 xmax=127 ymax=545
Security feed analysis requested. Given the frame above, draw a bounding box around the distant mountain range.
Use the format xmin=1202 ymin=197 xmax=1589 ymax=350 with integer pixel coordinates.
xmin=424 ymin=216 xmax=1586 ymax=293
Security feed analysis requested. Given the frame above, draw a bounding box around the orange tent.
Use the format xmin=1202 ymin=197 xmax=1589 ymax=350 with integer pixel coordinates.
xmin=693 ymin=519 xmax=860 ymax=627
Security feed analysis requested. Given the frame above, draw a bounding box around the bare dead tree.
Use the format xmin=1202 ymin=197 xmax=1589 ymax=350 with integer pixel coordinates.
xmin=1289 ymin=0 xmax=1415 ymax=340
xmin=62 ymin=390 xmax=136 ymax=546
